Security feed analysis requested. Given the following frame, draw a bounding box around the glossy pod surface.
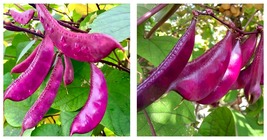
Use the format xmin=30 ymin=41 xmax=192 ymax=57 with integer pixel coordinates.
xmin=4 ymin=36 xmax=54 ymax=101
xmin=197 ymin=40 xmax=242 ymax=104
xmin=137 ymin=18 xmax=197 ymax=112
xmin=171 ymin=31 xmax=234 ymax=101
xmin=10 ymin=9 xmax=35 ymax=25
xmin=244 ymin=32 xmax=263 ymax=104
xmin=21 ymin=55 xmax=63 ymax=135
xmin=240 ymin=33 xmax=257 ymax=67
xmin=11 ymin=45 xmax=39 ymax=73
xmin=36 ymin=4 xmax=124 ymax=62
xmin=70 ymin=63 xmax=108 ymax=135
xmin=63 ymin=55 xmax=74 ymax=85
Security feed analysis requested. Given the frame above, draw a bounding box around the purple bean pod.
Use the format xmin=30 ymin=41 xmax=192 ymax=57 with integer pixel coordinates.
xmin=197 ymin=39 xmax=242 ymax=104
xmin=137 ymin=17 xmax=197 ymax=112
xmin=9 ymin=9 xmax=35 ymax=25
xmin=231 ymin=63 xmax=252 ymax=90
xmin=70 ymin=63 xmax=108 ymax=135
xmin=20 ymin=54 xmax=63 ymax=135
xmin=4 ymin=36 xmax=54 ymax=101
xmin=11 ymin=45 xmax=39 ymax=73
xmin=171 ymin=30 xmax=234 ymax=101
xmin=240 ymin=33 xmax=258 ymax=67
xmin=244 ymin=32 xmax=263 ymax=104
xmin=63 ymin=55 xmax=74 ymax=85
xmin=35 ymin=4 xmax=124 ymax=62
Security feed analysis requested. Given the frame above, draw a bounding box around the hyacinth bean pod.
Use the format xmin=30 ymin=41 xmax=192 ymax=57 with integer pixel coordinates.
xmin=63 ymin=55 xmax=74 ymax=85
xmin=9 ymin=9 xmax=35 ymax=25
xmin=4 ymin=36 xmax=54 ymax=101
xmin=35 ymin=4 xmax=124 ymax=62
xmin=20 ymin=55 xmax=63 ymax=135
xmin=171 ymin=30 xmax=234 ymax=101
xmin=240 ymin=33 xmax=258 ymax=67
xmin=137 ymin=17 xmax=197 ymax=112
xmin=197 ymin=40 xmax=242 ymax=104
xmin=70 ymin=63 xmax=108 ymax=135
xmin=244 ymin=32 xmax=263 ymax=104
xmin=231 ymin=63 xmax=252 ymax=90
xmin=11 ymin=45 xmax=39 ymax=73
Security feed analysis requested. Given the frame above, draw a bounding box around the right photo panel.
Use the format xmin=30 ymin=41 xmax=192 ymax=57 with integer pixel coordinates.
xmin=137 ymin=4 xmax=264 ymax=136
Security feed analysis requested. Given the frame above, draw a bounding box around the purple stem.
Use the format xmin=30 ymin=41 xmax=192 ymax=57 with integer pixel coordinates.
xmin=143 ymin=109 xmax=157 ymax=136
xmin=137 ymin=4 xmax=168 ymax=26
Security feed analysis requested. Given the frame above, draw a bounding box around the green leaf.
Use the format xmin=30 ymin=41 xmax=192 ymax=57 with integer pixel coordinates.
xmin=60 ymin=111 xmax=92 ymax=136
xmin=4 ymin=93 xmax=38 ymax=127
xmin=232 ymin=110 xmax=263 ymax=136
xmin=3 ymin=72 xmax=12 ymax=90
xmin=72 ymin=10 xmax=82 ymax=22
xmin=137 ymin=91 xmax=196 ymax=136
xmin=4 ymin=58 xmax=16 ymax=74
xmin=4 ymin=123 xmax=21 ymax=136
xmin=137 ymin=4 xmax=157 ymax=19
xmin=90 ymin=4 xmax=130 ymax=42
xmin=246 ymin=95 xmax=263 ymax=117
xmin=12 ymin=33 xmax=30 ymax=48
xmin=198 ymin=107 xmax=235 ymax=136
xmin=223 ymin=90 xmax=238 ymax=103
xmin=31 ymin=124 xmax=62 ymax=136
xmin=154 ymin=5 xmax=174 ymax=22
xmin=16 ymin=40 xmax=36 ymax=63
xmin=137 ymin=34 xmax=177 ymax=67
xmin=51 ymin=60 xmax=90 ymax=111
xmin=79 ymin=12 xmax=95 ymax=30
xmin=100 ymin=66 xmax=130 ymax=136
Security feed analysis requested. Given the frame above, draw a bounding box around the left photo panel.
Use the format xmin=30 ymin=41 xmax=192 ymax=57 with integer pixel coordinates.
xmin=3 ymin=3 xmax=130 ymax=136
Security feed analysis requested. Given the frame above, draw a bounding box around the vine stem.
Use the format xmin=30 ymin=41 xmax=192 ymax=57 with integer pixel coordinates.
xmin=100 ymin=60 xmax=130 ymax=73
xmin=143 ymin=109 xmax=157 ymax=136
xmin=195 ymin=10 xmax=259 ymax=35
xmin=137 ymin=4 xmax=168 ymax=26
xmin=3 ymin=22 xmax=44 ymax=38
xmin=14 ymin=4 xmax=25 ymax=11
xmin=145 ymin=4 xmax=181 ymax=39
xmin=243 ymin=10 xmax=259 ymax=31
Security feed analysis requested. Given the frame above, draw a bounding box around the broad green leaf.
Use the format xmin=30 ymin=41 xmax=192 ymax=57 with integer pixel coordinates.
xmin=52 ymin=60 xmax=90 ymax=111
xmin=60 ymin=111 xmax=92 ymax=136
xmin=137 ymin=34 xmax=177 ymax=67
xmin=16 ymin=40 xmax=36 ymax=63
xmin=198 ymin=107 xmax=235 ymax=136
xmin=232 ymin=110 xmax=263 ymax=136
xmin=31 ymin=124 xmax=62 ymax=136
xmin=12 ymin=33 xmax=31 ymax=48
xmin=90 ymin=4 xmax=130 ymax=42
xmin=100 ymin=66 xmax=130 ymax=136
xmin=137 ymin=91 xmax=196 ymax=136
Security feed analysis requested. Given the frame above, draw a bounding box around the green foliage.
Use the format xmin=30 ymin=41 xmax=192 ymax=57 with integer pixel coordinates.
xmin=90 ymin=4 xmax=130 ymax=42
xmin=198 ymin=107 xmax=235 ymax=136
xmin=3 ymin=3 xmax=129 ymax=136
